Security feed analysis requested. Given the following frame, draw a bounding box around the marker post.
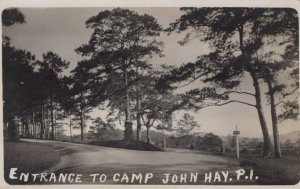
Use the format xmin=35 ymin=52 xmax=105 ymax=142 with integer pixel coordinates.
xmin=233 ymin=126 xmax=240 ymax=159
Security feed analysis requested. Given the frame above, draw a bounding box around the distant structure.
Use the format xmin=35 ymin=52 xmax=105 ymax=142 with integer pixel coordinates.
xmin=233 ymin=125 xmax=240 ymax=159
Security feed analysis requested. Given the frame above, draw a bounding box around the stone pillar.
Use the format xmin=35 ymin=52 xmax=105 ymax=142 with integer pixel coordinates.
xmin=163 ymin=139 xmax=166 ymax=149
xmin=233 ymin=126 xmax=240 ymax=159
xmin=124 ymin=121 xmax=134 ymax=141
xmin=8 ymin=116 xmax=20 ymax=141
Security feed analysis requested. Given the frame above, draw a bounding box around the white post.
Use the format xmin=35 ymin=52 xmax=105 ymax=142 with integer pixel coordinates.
xmin=236 ymin=134 xmax=239 ymax=159
xmin=233 ymin=125 xmax=240 ymax=159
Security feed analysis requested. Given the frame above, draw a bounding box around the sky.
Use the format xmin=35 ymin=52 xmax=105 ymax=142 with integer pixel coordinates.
xmin=2 ymin=7 xmax=299 ymax=138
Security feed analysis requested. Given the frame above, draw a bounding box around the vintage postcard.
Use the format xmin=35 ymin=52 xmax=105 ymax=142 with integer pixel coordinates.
xmin=0 ymin=0 xmax=299 ymax=188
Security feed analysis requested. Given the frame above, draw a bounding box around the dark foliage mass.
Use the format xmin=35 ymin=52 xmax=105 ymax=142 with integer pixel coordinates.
xmin=2 ymin=8 xmax=25 ymax=26
xmin=3 ymin=11 xmax=70 ymax=140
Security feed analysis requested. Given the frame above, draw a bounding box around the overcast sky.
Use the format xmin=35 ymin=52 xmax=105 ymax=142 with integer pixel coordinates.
xmin=3 ymin=7 xmax=299 ymax=138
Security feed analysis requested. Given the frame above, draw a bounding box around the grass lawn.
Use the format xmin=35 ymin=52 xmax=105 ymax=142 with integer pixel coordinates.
xmin=239 ymin=155 xmax=300 ymax=185
xmin=4 ymin=140 xmax=61 ymax=184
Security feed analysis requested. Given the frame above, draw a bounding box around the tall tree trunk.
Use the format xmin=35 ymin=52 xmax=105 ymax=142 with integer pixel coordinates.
xmin=32 ymin=109 xmax=36 ymax=138
xmin=146 ymin=126 xmax=151 ymax=144
xmin=50 ymin=97 xmax=55 ymax=140
xmin=135 ymin=66 xmax=142 ymax=141
xmin=266 ymin=78 xmax=282 ymax=158
xmin=47 ymin=108 xmax=50 ymax=139
xmin=69 ymin=115 xmax=73 ymax=142
xmin=25 ymin=115 xmax=29 ymax=138
xmin=54 ymin=109 xmax=57 ymax=139
xmin=45 ymin=108 xmax=48 ymax=139
xmin=238 ymin=25 xmax=272 ymax=158
xmin=80 ymin=109 xmax=84 ymax=143
xmin=40 ymin=103 xmax=44 ymax=139
xmin=136 ymin=113 xmax=142 ymax=141
xmin=124 ymin=69 xmax=134 ymax=140
xmin=250 ymin=70 xmax=273 ymax=157
xmin=136 ymin=94 xmax=142 ymax=141
xmin=80 ymin=93 xmax=84 ymax=143
xmin=20 ymin=117 xmax=25 ymax=138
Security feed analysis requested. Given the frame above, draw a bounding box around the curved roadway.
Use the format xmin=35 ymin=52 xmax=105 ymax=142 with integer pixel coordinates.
xmin=22 ymin=139 xmax=252 ymax=184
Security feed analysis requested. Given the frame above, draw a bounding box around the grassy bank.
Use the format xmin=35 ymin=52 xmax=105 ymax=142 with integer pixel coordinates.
xmin=89 ymin=140 xmax=163 ymax=151
xmin=4 ymin=141 xmax=61 ymax=184
xmin=239 ymin=155 xmax=300 ymax=185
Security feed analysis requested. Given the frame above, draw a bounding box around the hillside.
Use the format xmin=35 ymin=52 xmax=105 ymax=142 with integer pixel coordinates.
xmin=278 ymin=130 xmax=300 ymax=143
xmin=221 ymin=130 xmax=300 ymax=148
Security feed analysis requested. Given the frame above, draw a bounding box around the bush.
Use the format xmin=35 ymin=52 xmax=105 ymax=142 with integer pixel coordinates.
xmin=241 ymin=148 xmax=248 ymax=154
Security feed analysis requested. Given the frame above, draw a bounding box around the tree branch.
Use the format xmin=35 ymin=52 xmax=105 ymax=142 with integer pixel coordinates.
xmin=282 ymin=87 xmax=299 ymax=98
xmin=201 ymin=100 xmax=256 ymax=108
xmin=275 ymin=100 xmax=287 ymax=107
xmin=220 ymin=90 xmax=255 ymax=97
xmin=177 ymin=70 xmax=212 ymax=89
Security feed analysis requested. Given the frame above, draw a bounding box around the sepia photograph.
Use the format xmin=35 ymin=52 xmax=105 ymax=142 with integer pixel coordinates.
xmin=1 ymin=5 xmax=300 ymax=186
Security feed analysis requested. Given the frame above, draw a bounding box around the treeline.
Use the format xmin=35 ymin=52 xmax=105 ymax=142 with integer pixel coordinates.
xmin=3 ymin=38 xmax=70 ymax=140
xmin=3 ymin=9 xmax=81 ymax=141
xmin=167 ymin=133 xmax=223 ymax=151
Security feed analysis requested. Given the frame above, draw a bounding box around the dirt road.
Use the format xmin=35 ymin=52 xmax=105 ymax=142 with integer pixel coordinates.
xmin=22 ymin=139 xmax=254 ymax=184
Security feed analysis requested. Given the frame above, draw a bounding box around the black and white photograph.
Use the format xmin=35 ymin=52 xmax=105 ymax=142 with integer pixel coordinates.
xmin=1 ymin=2 xmax=300 ymax=186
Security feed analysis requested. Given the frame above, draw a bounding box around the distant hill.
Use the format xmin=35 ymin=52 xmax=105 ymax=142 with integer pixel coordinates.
xmin=220 ymin=130 xmax=300 ymax=147
xmin=277 ymin=130 xmax=300 ymax=143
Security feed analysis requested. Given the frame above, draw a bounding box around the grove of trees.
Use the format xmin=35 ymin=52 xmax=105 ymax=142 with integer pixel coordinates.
xmin=161 ymin=8 xmax=298 ymax=158
xmin=3 ymin=8 xmax=298 ymax=158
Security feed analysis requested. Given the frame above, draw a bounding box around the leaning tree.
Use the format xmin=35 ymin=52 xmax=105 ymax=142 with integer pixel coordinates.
xmin=248 ymin=9 xmax=299 ymax=158
xmin=163 ymin=8 xmax=297 ymax=157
